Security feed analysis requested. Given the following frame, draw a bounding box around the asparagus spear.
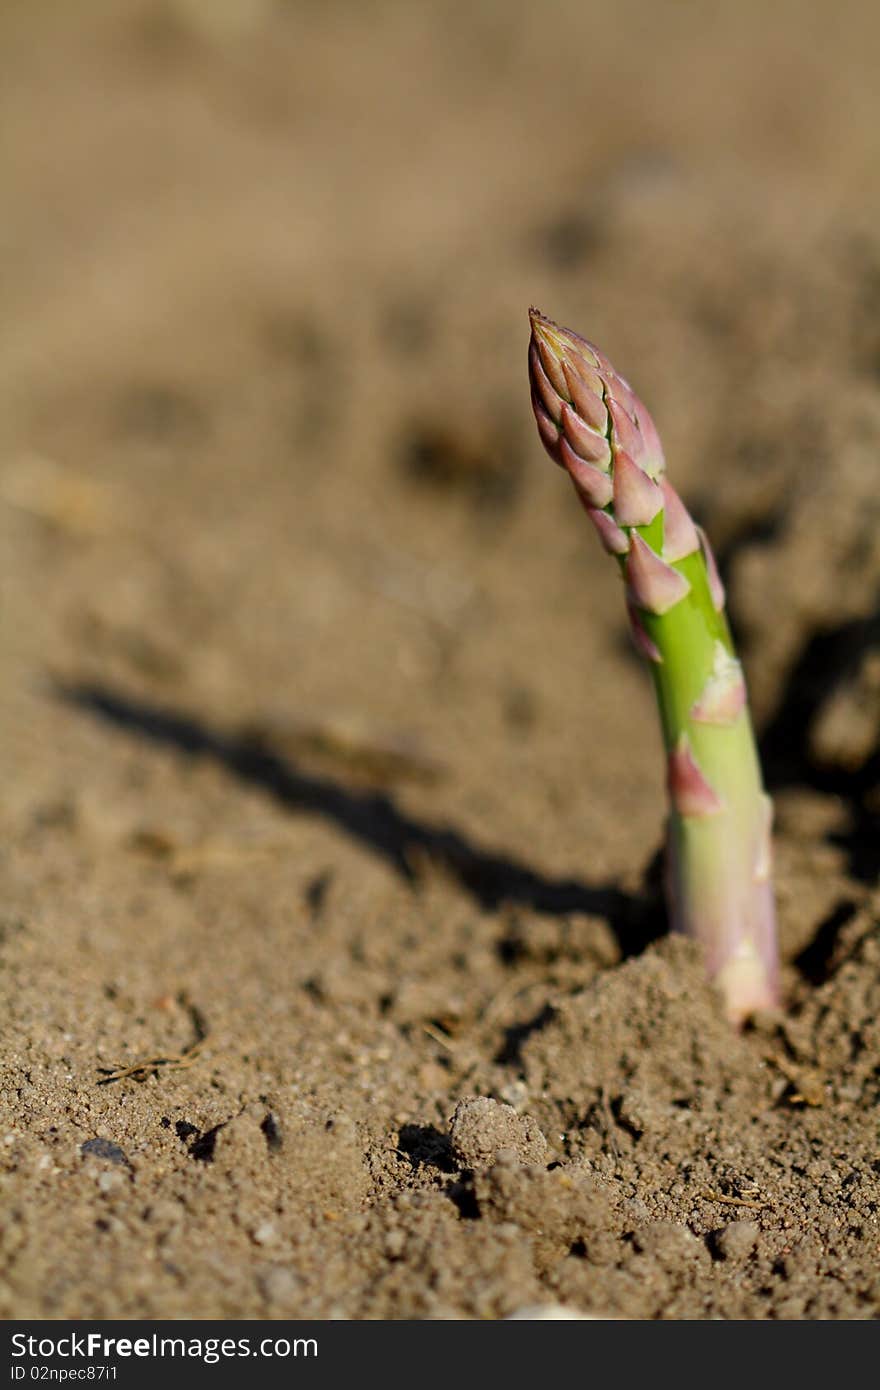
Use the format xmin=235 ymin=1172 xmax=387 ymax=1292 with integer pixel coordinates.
xmin=528 ymin=309 xmax=779 ymax=1023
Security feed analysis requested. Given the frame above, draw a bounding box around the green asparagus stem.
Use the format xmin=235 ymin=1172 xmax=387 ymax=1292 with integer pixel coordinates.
xmin=528 ymin=308 xmax=779 ymax=1023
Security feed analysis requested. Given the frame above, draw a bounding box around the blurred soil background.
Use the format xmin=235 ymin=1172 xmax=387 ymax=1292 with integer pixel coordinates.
xmin=3 ymin=0 xmax=880 ymax=1319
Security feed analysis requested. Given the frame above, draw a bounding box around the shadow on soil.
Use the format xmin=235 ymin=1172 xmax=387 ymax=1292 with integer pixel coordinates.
xmin=55 ymin=681 xmax=659 ymax=958
xmin=759 ymin=609 xmax=880 ymax=885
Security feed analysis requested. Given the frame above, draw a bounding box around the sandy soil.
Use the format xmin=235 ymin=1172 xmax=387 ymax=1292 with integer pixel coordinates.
xmin=3 ymin=0 xmax=880 ymax=1319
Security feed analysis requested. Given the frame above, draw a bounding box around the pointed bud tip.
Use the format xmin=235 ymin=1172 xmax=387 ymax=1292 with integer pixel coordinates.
xmin=529 ymin=307 xmax=566 ymax=340
xmin=528 ymin=309 xmax=666 ymax=481
xmin=528 ymin=307 xmax=565 ymax=356
xmin=528 ymin=308 xmax=599 ymax=369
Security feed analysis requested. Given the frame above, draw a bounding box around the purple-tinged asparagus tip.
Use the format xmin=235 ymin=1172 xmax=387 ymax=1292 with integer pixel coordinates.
xmin=528 ymin=309 xmax=665 ymax=482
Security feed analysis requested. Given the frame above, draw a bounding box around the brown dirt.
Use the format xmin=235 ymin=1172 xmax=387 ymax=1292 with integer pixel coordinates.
xmin=3 ymin=0 xmax=880 ymax=1320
